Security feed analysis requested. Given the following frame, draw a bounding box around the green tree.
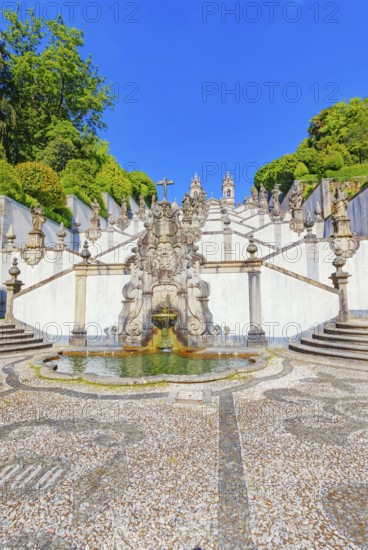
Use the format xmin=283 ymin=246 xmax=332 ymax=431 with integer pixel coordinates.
xmin=37 ymin=138 xmax=78 ymax=172
xmin=16 ymin=161 xmax=65 ymax=208
xmin=254 ymin=154 xmax=299 ymax=193
xmin=1 ymin=9 xmax=116 ymax=162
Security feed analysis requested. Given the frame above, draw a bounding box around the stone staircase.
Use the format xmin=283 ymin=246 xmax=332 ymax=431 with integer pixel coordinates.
xmin=0 ymin=322 xmax=53 ymax=355
xmin=290 ymin=320 xmax=368 ymax=361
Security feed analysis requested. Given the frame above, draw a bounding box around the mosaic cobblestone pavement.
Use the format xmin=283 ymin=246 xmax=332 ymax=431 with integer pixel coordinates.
xmin=0 ymin=351 xmax=367 ymax=549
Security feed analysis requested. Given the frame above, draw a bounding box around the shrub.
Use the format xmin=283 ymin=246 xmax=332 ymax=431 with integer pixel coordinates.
xmin=61 ymin=159 xmax=107 ymax=217
xmin=294 ymin=162 xmax=309 ymax=179
xmin=0 ymin=159 xmax=25 ymax=202
xmin=16 ymin=161 xmax=66 ymax=208
xmin=323 ymin=151 xmax=344 ymax=171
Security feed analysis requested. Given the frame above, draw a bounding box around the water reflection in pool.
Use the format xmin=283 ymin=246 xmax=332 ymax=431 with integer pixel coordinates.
xmin=56 ymin=353 xmax=252 ymax=378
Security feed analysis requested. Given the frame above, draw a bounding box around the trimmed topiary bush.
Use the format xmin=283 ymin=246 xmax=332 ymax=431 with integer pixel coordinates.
xmin=0 ymin=159 xmax=25 ymax=202
xmin=15 ymin=161 xmax=66 ymax=208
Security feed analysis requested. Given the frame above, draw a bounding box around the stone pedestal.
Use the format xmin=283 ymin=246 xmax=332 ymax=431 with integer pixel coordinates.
xmin=247 ymin=270 xmax=267 ymax=347
xmin=290 ymin=207 xmax=304 ymax=236
xmin=4 ymin=259 xmax=24 ymax=323
xmin=70 ymin=325 xmax=88 ymax=347
xmin=330 ymin=271 xmax=351 ymax=323
xmin=70 ymin=266 xmax=88 ymax=346
xmin=21 ymin=230 xmax=45 ymax=266
xmin=245 ymin=239 xmax=267 ymax=347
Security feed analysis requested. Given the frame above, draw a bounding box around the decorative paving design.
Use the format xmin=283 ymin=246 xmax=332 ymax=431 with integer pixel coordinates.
xmin=1 ymin=352 xmax=368 ymax=547
xmin=322 ymin=483 xmax=368 ymax=549
xmin=2 ymin=532 xmax=71 ymax=550
xmin=0 ymin=455 xmax=70 ymax=502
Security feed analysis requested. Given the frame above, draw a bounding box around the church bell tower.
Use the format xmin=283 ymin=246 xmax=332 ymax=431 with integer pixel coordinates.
xmin=190 ymin=173 xmax=203 ymax=198
xmin=222 ymin=172 xmax=235 ymax=207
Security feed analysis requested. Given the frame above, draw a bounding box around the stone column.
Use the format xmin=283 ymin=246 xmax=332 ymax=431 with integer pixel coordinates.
xmin=245 ymin=236 xmax=267 ymax=347
xmin=330 ymin=248 xmax=351 ymax=323
xmin=70 ymin=242 xmax=90 ymax=346
xmin=4 ymin=258 xmax=24 ymax=323
xmin=304 ymin=213 xmax=319 ymax=281
xmin=223 ymin=214 xmax=233 ymax=262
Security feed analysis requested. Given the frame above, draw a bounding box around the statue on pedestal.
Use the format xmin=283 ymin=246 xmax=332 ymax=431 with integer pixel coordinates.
xmin=31 ymin=203 xmax=46 ymax=233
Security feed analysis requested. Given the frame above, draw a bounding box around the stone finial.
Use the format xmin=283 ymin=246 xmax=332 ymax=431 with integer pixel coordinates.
xmin=56 ymin=222 xmax=67 ymax=249
xmin=304 ymin=211 xmax=316 ymax=241
xmin=81 ymin=241 xmax=91 ymax=263
xmin=5 ymin=224 xmax=16 ymax=252
xmin=73 ymin=216 xmax=81 ymax=233
xmin=332 ymin=246 xmax=346 ymax=274
xmin=247 ymin=235 xmax=258 ymax=259
xmin=107 ymin=212 xmax=115 ymax=232
xmin=223 ymin=212 xmax=231 ymax=227
xmin=314 ymin=202 xmax=323 ymax=222
xmin=9 ymin=257 xmax=21 ymax=281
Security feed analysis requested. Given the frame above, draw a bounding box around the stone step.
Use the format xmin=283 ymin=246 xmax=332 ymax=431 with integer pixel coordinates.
xmin=0 ymin=327 xmax=23 ymax=335
xmin=0 ymin=323 xmax=16 ymax=330
xmin=0 ymin=337 xmax=45 ymax=348
xmin=301 ymin=338 xmax=368 ymax=353
xmin=0 ymin=333 xmax=35 ymax=342
xmin=336 ymin=322 xmax=368 ymax=331
xmin=0 ymin=341 xmax=53 ymax=354
xmin=313 ymin=333 xmax=368 ymax=345
xmin=0 ymin=328 xmax=25 ymax=337
xmin=290 ymin=343 xmax=368 ymax=362
xmin=324 ymin=327 xmax=368 ymax=337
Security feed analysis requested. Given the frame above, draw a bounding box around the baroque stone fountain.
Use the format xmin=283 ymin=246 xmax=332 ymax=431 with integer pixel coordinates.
xmin=118 ymin=191 xmax=219 ymax=350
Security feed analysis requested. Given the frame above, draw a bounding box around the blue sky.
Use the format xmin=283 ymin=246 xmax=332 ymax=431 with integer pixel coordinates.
xmin=13 ymin=1 xmax=368 ymax=201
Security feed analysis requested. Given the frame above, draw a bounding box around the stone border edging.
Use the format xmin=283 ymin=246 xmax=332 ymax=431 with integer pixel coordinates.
xmin=32 ymin=350 xmax=267 ymax=387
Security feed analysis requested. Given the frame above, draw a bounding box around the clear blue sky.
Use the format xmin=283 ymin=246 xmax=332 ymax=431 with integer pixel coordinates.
xmin=17 ymin=1 xmax=368 ymax=201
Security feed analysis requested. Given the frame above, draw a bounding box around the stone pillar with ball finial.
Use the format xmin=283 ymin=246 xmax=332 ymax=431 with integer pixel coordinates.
xmin=4 ymin=258 xmax=24 ymax=323
xmin=245 ymin=235 xmax=267 ymax=347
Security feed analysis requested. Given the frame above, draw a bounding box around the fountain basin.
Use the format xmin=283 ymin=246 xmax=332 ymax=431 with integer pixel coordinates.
xmin=35 ymin=349 xmax=265 ymax=386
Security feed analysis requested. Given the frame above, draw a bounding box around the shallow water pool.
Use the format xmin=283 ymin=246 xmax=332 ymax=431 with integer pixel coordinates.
xmin=55 ymin=353 xmax=252 ymax=378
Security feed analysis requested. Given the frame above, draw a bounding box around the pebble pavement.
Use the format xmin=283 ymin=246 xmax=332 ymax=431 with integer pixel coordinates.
xmin=0 ymin=351 xmax=367 ymax=548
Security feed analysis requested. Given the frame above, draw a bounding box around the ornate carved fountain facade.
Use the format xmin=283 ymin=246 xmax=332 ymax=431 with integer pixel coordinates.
xmin=118 ymin=192 xmax=219 ymax=348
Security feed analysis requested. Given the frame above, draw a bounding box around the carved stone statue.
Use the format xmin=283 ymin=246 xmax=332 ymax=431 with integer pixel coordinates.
xmin=331 ymin=183 xmax=353 ymax=238
xmin=259 ymin=183 xmax=268 ymax=212
xmin=289 ymin=181 xmax=303 ymax=210
xmin=116 ymin=196 xmax=130 ymax=231
xmin=31 ymin=203 xmax=46 ymax=233
xmin=332 ymin=184 xmax=349 ymax=220
xmin=86 ymin=199 xmax=102 ymax=243
xmin=251 ymin=187 xmax=259 ymax=207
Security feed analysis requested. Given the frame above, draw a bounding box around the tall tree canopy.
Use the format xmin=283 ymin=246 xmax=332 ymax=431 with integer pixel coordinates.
xmin=1 ymin=8 xmax=115 ymax=163
xmin=0 ymin=8 xmax=157 ymax=227
xmin=254 ymin=98 xmax=368 ymax=194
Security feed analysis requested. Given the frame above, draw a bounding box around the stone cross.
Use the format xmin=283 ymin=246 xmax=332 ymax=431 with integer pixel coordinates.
xmin=157 ymin=177 xmax=174 ymax=201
